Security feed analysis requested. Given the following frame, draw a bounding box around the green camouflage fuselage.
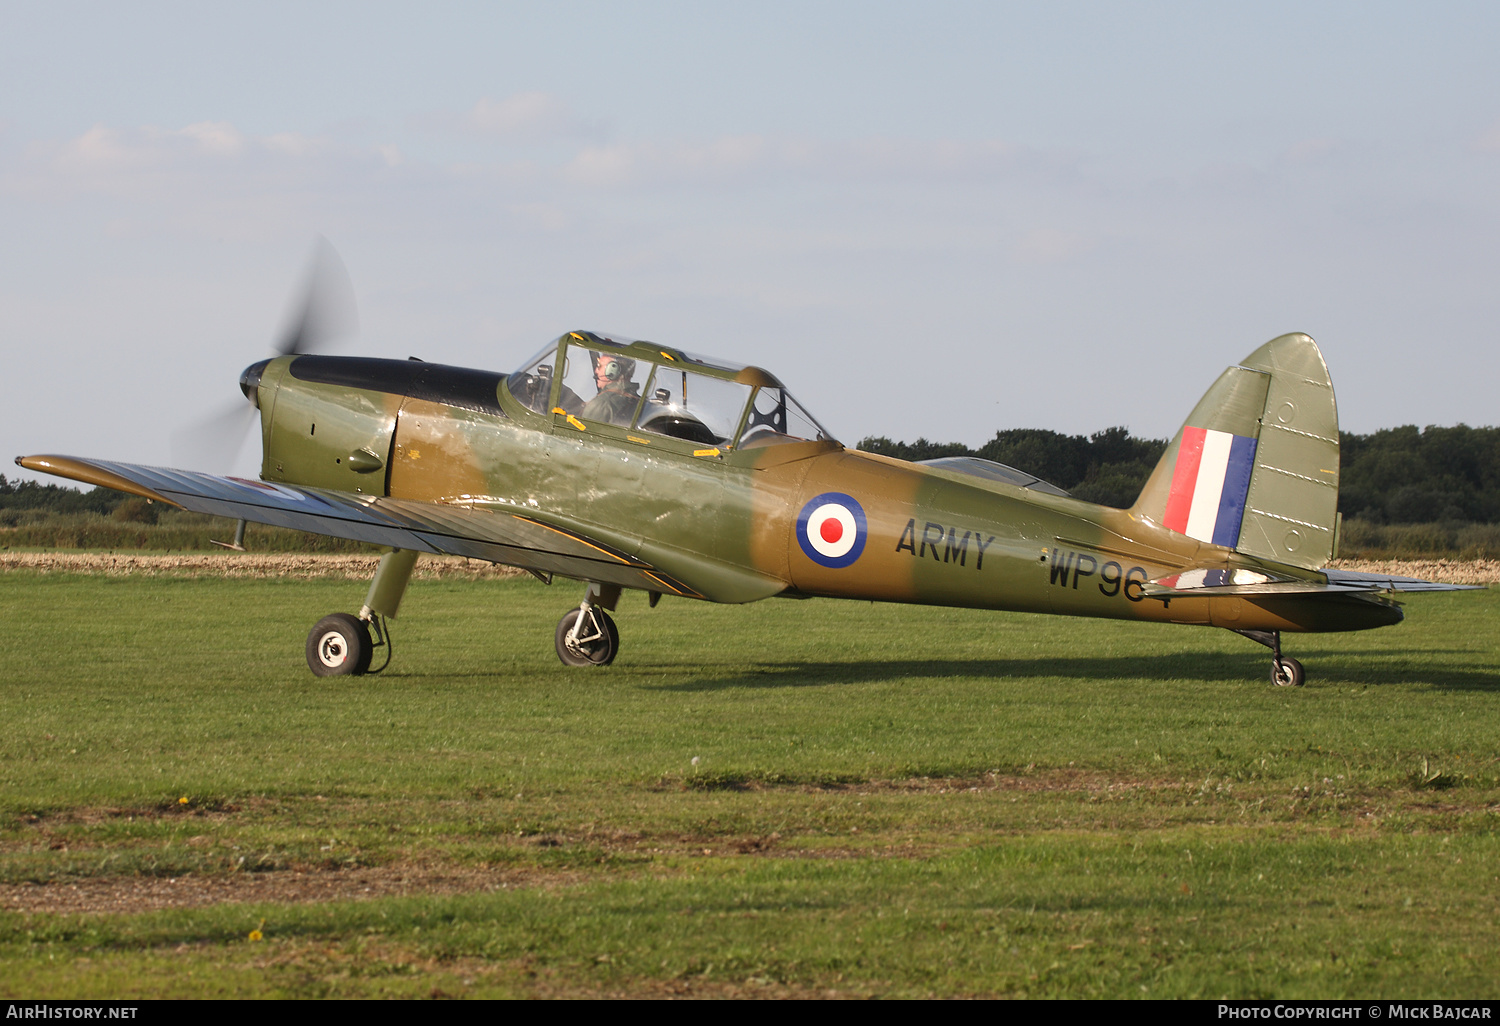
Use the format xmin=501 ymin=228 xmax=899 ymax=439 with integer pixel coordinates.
xmin=248 ymin=336 xmax=1399 ymax=635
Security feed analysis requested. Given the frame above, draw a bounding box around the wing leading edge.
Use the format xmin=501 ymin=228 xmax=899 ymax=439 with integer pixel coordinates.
xmin=15 ymin=454 xmax=714 ymax=598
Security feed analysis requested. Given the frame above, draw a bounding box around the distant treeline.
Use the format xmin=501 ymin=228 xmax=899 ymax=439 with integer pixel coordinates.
xmin=858 ymin=427 xmax=1167 ymax=510
xmin=0 ymin=474 xmax=122 ymax=516
xmin=0 ymin=475 xmax=377 ymax=551
xmin=4 ymin=422 xmax=1500 ymax=527
xmin=1340 ymin=426 xmax=1500 ymax=524
xmin=858 ymin=424 xmax=1500 ymax=522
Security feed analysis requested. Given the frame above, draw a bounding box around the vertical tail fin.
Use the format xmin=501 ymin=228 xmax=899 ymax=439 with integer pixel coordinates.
xmin=1131 ymin=333 xmax=1340 ymax=569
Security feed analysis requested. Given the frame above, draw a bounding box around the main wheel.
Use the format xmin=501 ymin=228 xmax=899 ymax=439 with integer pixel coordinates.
xmin=306 ymin=613 xmax=373 ymax=677
xmin=555 ymin=607 xmax=620 ymax=666
xmin=1271 ymin=656 xmax=1305 ymax=688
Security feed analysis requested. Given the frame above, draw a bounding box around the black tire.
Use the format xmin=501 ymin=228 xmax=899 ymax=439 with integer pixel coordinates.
xmin=306 ymin=613 xmax=373 ymax=677
xmin=1271 ymin=656 xmax=1305 ymax=688
xmin=555 ymin=607 xmax=619 ymax=667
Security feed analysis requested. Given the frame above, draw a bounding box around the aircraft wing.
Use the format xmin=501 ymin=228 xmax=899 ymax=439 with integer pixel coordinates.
xmin=1143 ymin=564 xmax=1482 ymax=598
xmin=14 ymin=455 xmax=711 ymax=599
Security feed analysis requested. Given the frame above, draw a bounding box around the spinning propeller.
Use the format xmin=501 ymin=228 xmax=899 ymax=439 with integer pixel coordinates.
xmin=272 ymin=235 xmax=360 ymax=360
xmin=171 ymin=237 xmax=359 ymax=473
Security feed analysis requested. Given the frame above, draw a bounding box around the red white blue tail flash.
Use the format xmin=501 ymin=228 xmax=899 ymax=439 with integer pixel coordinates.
xmin=797 ymin=492 xmax=867 ymax=568
xmin=1162 ymin=426 xmax=1258 ymax=547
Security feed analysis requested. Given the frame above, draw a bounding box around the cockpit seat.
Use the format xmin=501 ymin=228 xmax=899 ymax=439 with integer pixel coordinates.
xmin=638 ymin=411 xmax=720 ymax=445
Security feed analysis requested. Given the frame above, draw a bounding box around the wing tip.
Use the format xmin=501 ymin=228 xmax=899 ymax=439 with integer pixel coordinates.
xmin=13 ymin=454 xmax=174 ymax=505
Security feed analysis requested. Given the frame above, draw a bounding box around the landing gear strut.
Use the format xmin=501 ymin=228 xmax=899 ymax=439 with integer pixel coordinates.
xmin=303 ymin=548 xmax=417 ymax=677
xmin=556 ymin=583 xmax=621 ymax=666
xmin=1233 ymin=629 xmax=1306 ymax=687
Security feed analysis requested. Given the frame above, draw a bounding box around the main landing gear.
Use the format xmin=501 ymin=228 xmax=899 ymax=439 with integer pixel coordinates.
xmin=304 ymin=548 xmax=417 ymax=677
xmin=1233 ymin=629 xmax=1306 ymax=687
xmin=556 ymin=583 xmax=623 ymax=666
xmin=307 ymin=612 xmax=376 ymax=676
xmin=299 ymin=557 xmax=638 ymax=674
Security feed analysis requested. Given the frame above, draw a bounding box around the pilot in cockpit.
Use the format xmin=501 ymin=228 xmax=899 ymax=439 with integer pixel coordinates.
xmin=580 ymin=351 xmax=641 ymax=425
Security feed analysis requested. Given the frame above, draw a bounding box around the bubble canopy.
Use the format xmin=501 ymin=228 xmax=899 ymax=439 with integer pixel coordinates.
xmin=506 ymin=330 xmax=835 ymax=449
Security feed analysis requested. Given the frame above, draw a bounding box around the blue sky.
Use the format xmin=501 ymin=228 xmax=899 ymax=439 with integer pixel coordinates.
xmin=3 ymin=1 xmax=1497 ymax=480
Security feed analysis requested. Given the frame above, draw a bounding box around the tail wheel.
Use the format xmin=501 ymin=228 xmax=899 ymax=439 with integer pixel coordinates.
xmin=555 ymin=607 xmax=620 ymax=667
xmin=1271 ymin=656 xmax=1305 ymax=688
xmin=307 ymin=613 xmax=373 ymax=677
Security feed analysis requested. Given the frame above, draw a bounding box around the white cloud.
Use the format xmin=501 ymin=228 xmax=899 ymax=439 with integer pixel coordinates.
xmin=49 ymin=121 xmax=253 ymax=175
xmin=2 ymin=119 xmax=1078 ymax=236
xmin=562 ymin=135 xmax=1047 ymax=188
xmin=411 ymin=92 xmax=603 ymax=143
xmin=2 ymin=121 xmax=392 ymax=234
xmin=177 ymin=121 xmax=246 ymax=156
xmin=469 ymin=92 xmax=589 ymax=137
xmin=50 ymin=123 xmax=153 ymax=172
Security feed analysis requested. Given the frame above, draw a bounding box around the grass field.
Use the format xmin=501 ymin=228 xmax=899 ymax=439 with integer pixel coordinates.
xmin=1 ymin=571 xmax=1497 ymax=998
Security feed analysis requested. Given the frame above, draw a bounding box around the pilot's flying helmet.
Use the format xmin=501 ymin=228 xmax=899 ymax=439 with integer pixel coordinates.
xmin=590 ymin=351 xmax=635 ymax=384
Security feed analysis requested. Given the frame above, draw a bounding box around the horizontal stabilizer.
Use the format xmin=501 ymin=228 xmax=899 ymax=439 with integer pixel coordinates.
xmin=1144 ymin=564 xmax=1481 ymax=598
xmin=1321 ymin=568 xmax=1483 ymax=593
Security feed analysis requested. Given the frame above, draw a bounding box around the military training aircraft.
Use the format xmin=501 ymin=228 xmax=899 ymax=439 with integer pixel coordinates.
xmin=17 ymin=257 xmax=1475 ymax=685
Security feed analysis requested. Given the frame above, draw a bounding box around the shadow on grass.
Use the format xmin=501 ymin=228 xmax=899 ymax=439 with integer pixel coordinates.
xmin=644 ymin=650 xmax=1500 ymax=693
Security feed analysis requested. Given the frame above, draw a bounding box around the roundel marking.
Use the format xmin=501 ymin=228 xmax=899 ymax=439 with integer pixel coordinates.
xmin=226 ymin=477 xmax=310 ymax=502
xmin=797 ymin=492 xmax=867 ymax=569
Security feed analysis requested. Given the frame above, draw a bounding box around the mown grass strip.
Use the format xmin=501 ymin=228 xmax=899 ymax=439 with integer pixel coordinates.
xmin=0 ymin=574 xmax=1495 ymax=997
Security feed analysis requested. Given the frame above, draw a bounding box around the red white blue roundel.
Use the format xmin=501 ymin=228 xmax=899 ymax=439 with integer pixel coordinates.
xmin=797 ymin=492 xmax=867 ymax=569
